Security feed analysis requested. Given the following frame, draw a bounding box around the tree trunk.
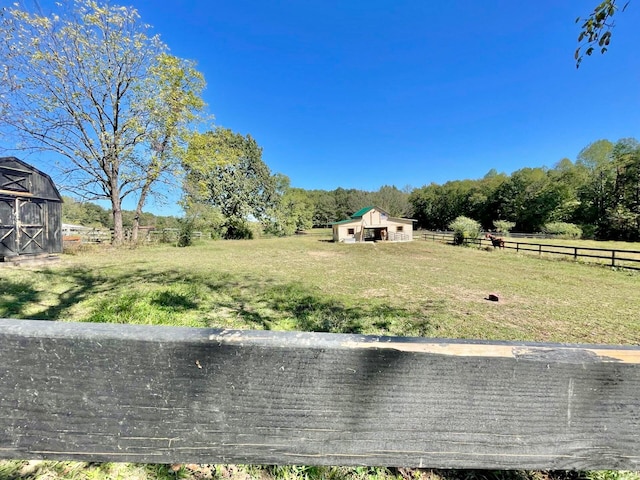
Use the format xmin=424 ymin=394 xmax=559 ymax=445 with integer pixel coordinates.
xmin=111 ymin=191 xmax=124 ymax=246
xmin=131 ymin=178 xmax=154 ymax=243
xmin=131 ymin=214 xmax=140 ymax=244
xmin=112 ymin=208 xmax=124 ymax=246
xmin=131 ymin=205 xmax=144 ymax=243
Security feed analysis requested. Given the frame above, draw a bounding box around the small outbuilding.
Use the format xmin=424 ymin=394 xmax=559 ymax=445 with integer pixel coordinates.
xmin=0 ymin=157 xmax=63 ymax=260
xmin=332 ymin=206 xmax=414 ymax=243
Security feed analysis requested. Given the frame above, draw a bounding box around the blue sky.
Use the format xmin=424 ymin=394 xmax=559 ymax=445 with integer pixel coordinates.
xmin=16 ymin=1 xmax=640 ymax=216
xmin=132 ymin=1 xmax=639 ymax=189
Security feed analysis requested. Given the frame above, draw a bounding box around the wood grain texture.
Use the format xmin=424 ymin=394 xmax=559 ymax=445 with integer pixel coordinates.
xmin=1 ymin=319 xmax=639 ymax=469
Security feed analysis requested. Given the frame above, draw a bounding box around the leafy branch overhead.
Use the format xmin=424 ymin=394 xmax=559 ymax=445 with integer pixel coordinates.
xmin=575 ymin=0 xmax=629 ymax=67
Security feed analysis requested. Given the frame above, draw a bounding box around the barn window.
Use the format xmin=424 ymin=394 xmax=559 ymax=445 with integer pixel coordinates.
xmin=0 ymin=166 xmax=30 ymax=192
xmin=397 ymin=226 xmax=404 ymax=232
xmin=348 ymin=228 xmax=355 ymax=235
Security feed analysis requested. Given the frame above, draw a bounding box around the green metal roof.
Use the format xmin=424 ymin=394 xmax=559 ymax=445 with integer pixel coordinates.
xmin=350 ymin=206 xmax=375 ymax=218
xmin=331 ymin=218 xmax=359 ymax=225
xmin=332 ymin=206 xmax=397 ymax=225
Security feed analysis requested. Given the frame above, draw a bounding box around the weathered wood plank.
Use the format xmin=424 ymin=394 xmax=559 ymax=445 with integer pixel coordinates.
xmin=1 ymin=319 xmax=640 ymax=469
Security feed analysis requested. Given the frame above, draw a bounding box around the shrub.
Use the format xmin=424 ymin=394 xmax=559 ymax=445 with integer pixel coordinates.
xmin=224 ymin=218 xmax=254 ymax=239
xmin=177 ymin=218 xmax=195 ymax=247
xmin=542 ymin=222 xmax=582 ymax=239
xmin=493 ymin=220 xmax=515 ymax=235
xmin=581 ymin=224 xmax=596 ymax=240
xmin=449 ymin=216 xmax=482 ymax=245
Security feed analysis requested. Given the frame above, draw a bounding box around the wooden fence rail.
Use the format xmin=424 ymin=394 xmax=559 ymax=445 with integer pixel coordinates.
xmin=1 ymin=319 xmax=640 ymax=470
xmin=420 ymin=231 xmax=640 ymax=270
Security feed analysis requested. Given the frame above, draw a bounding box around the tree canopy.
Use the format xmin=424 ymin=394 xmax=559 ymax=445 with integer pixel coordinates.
xmin=183 ymin=128 xmax=278 ymax=239
xmin=0 ymin=0 xmax=205 ymax=244
xmin=407 ymin=138 xmax=640 ymax=241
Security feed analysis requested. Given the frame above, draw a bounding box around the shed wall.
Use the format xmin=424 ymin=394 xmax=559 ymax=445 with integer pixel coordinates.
xmin=335 ymin=223 xmax=363 ymax=242
xmin=47 ymin=201 xmax=63 ymax=253
xmin=0 ymin=158 xmax=63 ymax=258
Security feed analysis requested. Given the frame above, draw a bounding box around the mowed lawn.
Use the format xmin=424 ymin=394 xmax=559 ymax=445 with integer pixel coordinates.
xmin=2 ymin=233 xmax=639 ymax=345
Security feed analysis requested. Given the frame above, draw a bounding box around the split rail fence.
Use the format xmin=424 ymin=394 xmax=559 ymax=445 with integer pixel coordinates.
xmin=420 ymin=231 xmax=640 ymax=270
xmin=62 ymin=227 xmax=206 ymax=246
xmin=1 ymin=319 xmax=640 ymax=470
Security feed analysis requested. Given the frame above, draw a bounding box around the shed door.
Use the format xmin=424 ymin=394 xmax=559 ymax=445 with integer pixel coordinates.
xmin=17 ymin=198 xmax=46 ymax=255
xmin=0 ymin=197 xmax=17 ymax=255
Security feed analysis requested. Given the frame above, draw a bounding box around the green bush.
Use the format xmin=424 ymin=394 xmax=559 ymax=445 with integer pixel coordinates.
xmin=177 ymin=218 xmax=195 ymax=247
xmin=449 ymin=216 xmax=482 ymax=245
xmin=542 ymin=222 xmax=582 ymax=239
xmin=493 ymin=220 xmax=515 ymax=235
xmin=581 ymin=224 xmax=596 ymax=240
xmin=224 ymin=218 xmax=254 ymax=239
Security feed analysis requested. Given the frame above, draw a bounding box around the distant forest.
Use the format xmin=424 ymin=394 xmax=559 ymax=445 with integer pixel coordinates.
xmin=63 ymin=137 xmax=640 ymax=242
xmin=408 ymin=138 xmax=640 ymax=241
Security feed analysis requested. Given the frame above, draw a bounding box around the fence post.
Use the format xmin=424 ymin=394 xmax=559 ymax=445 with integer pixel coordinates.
xmin=538 ymin=244 xmax=542 ymax=256
xmin=612 ymin=250 xmax=616 ymax=268
xmin=516 ymin=242 xmax=520 ymax=252
xmin=574 ymin=247 xmax=578 ymax=261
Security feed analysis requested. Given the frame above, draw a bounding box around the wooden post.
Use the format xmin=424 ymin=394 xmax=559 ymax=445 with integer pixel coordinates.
xmin=612 ymin=250 xmax=616 ymax=268
xmin=1 ymin=319 xmax=640 ymax=470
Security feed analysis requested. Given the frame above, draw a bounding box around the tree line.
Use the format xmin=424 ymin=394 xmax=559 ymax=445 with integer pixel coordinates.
xmin=409 ymin=138 xmax=640 ymax=241
xmin=60 ymin=135 xmax=640 ymax=243
xmin=181 ymin=133 xmax=640 ymax=242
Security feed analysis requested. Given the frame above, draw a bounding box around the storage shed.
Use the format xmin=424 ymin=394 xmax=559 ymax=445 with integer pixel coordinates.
xmin=0 ymin=157 xmax=63 ymax=260
xmin=332 ymin=206 xmax=414 ymax=243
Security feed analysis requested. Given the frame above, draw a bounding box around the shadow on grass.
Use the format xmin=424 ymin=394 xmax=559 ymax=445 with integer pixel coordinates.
xmin=0 ymin=265 xmax=439 ymax=336
xmin=264 ymin=283 xmax=365 ymax=333
xmin=0 ymin=279 xmax=42 ymax=318
xmin=150 ymin=290 xmax=198 ymax=310
xmin=258 ymin=283 xmax=438 ymax=335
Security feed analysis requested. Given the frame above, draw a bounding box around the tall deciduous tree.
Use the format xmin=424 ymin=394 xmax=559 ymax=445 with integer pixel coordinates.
xmin=130 ymin=54 xmax=205 ymax=242
xmin=0 ymin=0 xmax=205 ymax=244
xmin=308 ymin=190 xmax=338 ymax=227
xmin=605 ymin=138 xmax=640 ymax=240
xmin=264 ymin=175 xmax=314 ymax=236
xmin=575 ymin=140 xmax=615 ymax=236
xmin=371 ymin=185 xmax=411 ymax=218
xmin=183 ymin=128 xmax=277 ymax=238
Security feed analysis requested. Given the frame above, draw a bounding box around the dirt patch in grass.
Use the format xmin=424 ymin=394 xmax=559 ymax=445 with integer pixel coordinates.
xmin=307 ymin=249 xmax=343 ymax=258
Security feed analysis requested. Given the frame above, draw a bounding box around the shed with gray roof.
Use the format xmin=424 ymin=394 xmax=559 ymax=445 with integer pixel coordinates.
xmin=0 ymin=157 xmax=63 ymax=260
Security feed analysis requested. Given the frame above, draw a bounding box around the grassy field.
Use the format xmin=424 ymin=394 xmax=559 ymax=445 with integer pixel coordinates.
xmin=1 ymin=233 xmax=640 ymax=480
